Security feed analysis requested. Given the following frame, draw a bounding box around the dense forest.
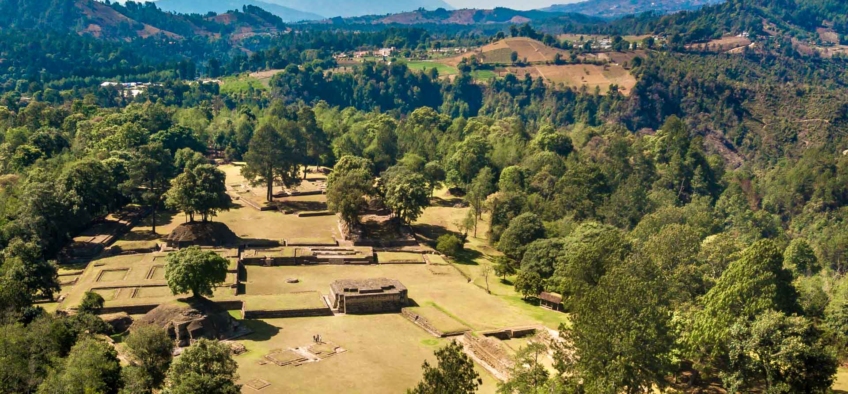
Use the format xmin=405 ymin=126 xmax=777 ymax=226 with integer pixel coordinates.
xmin=3 ymin=0 xmax=848 ymax=392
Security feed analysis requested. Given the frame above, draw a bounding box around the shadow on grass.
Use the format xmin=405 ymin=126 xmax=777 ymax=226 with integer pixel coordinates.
xmin=239 ymin=319 xmax=281 ymax=342
xmin=119 ymin=230 xmax=162 ymax=242
xmin=452 ymin=248 xmax=483 ymax=265
xmin=412 ymin=223 xmax=453 ymax=243
xmin=275 ymin=200 xmax=327 ymax=212
xmin=239 ymin=238 xmax=282 ymax=247
xmin=499 ymin=279 xmax=514 ymax=286
xmin=429 ymin=196 xmax=465 ymax=207
xmin=138 ymin=210 xmax=179 ymax=229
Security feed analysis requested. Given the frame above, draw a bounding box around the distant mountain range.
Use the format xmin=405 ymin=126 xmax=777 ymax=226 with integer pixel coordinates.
xmin=153 ymin=0 xmax=324 ymax=21
xmin=0 ymin=0 xmax=287 ymax=40
xmin=543 ymin=0 xmax=725 ymax=18
xmin=339 ymin=7 xmax=566 ymax=25
xmin=147 ymin=0 xmax=454 ymax=20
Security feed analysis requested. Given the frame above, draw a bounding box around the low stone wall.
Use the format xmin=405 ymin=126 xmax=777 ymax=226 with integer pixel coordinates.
xmin=297 ymin=211 xmax=334 ymax=217
xmin=463 ymin=332 xmax=513 ymax=378
xmin=402 ymin=308 xmax=467 ymax=337
xmin=353 ymin=239 xmax=419 ymax=248
xmin=480 ymin=326 xmax=538 ymax=340
xmin=97 ymin=299 xmax=244 ymax=316
xmin=243 ymin=307 xmax=333 ymax=319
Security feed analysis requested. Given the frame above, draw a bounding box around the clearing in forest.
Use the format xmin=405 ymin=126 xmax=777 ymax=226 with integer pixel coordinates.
xmin=494 ymin=64 xmax=637 ymax=95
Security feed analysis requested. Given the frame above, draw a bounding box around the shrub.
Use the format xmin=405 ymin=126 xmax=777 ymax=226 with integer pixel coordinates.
xmin=436 ymin=234 xmax=464 ymax=257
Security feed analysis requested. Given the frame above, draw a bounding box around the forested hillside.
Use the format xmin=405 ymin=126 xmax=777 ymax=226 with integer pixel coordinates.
xmin=3 ymin=0 xmax=848 ymax=392
xmin=544 ymin=0 xmax=724 ymax=18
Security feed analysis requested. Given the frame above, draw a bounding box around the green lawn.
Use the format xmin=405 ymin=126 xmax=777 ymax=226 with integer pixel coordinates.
xmin=243 ymin=292 xmax=328 ymax=312
xmin=232 ymin=314 xmax=500 ymax=394
xmin=405 ymin=61 xmax=458 ymax=76
xmin=472 ymin=70 xmax=498 ymax=81
xmin=220 ymin=75 xmax=268 ymax=94
xmin=407 ymin=303 xmax=470 ymax=334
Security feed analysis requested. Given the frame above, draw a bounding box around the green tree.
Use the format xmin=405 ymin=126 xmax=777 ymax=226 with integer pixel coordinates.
xmin=165 ymin=164 xmax=230 ymax=222
xmin=242 ymin=123 xmax=302 ymax=202
xmin=58 ymin=159 xmax=119 ymax=220
xmin=37 ymin=336 xmax=123 ymax=394
xmin=643 ymin=223 xmax=703 ymax=304
xmin=514 ymin=269 xmax=543 ymax=300
xmin=724 ymin=310 xmax=836 ymax=393
xmin=552 ymin=223 xmax=630 ymax=306
xmin=467 ymin=167 xmax=496 ymax=237
xmin=436 ymin=234 xmax=464 ymax=257
xmin=520 ymin=238 xmax=565 ymax=280
xmin=493 ymin=255 xmax=518 ymax=280
xmin=498 ymin=342 xmax=550 ymax=394
xmin=423 ymin=161 xmax=446 ymax=196
xmin=166 ymin=339 xmax=239 ymax=394
xmin=784 ymin=238 xmax=819 ymax=277
xmin=150 ymin=125 xmax=205 ymax=155
xmin=164 ymin=247 xmax=228 ymax=299
xmin=497 ymin=212 xmax=545 ymax=261
xmin=297 ymin=107 xmax=329 ymax=173
xmin=125 ymin=325 xmax=174 ymax=390
xmin=78 ymin=291 xmax=104 ymax=314
xmin=362 ymin=114 xmax=399 ymax=172
xmin=447 ymin=135 xmax=490 ymax=188
xmin=384 ymin=171 xmax=430 ymax=224
xmin=1 ymin=238 xmax=59 ymax=300
xmin=560 ymin=259 xmax=674 ymax=393
xmin=124 ymin=142 xmax=175 ymax=234
xmin=326 ymin=157 xmax=374 ymax=228
xmin=688 ymin=240 xmax=801 ymax=373
xmin=174 ymin=147 xmax=207 ymax=172
xmin=409 ymin=341 xmax=480 ymax=394
xmin=532 ymin=125 xmax=572 ymax=157
xmin=121 ymin=365 xmax=153 ymax=394
xmin=498 ymin=165 xmax=526 ymax=193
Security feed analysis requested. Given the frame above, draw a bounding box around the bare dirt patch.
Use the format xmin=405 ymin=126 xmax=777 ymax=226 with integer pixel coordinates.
xmin=495 ymin=64 xmax=636 ymax=95
xmin=686 ymin=36 xmax=752 ymax=52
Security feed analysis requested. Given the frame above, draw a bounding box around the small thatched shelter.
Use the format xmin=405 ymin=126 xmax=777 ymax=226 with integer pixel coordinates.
xmin=538 ymin=292 xmax=564 ymax=312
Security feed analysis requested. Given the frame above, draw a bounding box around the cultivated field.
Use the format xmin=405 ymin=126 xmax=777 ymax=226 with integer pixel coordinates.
xmin=685 ymin=36 xmax=752 ymax=52
xmin=479 ymin=37 xmax=568 ymax=64
xmin=494 ymin=64 xmax=637 ymax=95
xmin=405 ymin=60 xmax=458 ymax=76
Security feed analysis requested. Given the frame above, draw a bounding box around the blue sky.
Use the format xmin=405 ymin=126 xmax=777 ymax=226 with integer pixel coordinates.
xmin=446 ymin=0 xmax=580 ymax=10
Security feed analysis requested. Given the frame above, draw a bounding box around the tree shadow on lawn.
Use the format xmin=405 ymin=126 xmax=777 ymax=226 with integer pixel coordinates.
xmin=453 ymin=248 xmax=483 ymax=266
xmin=119 ymin=230 xmax=162 ymax=242
xmin=429 ymin=196 xmax=465 ymax=208
xmin=239 ymin=238 xmax=282 ymax=247
xmin=239 ymin=319 xmax=281 ymax=342
xmin=412 ymin=223 xmax=453 ymax=243
xmin=138 ymin=210 xmax=178 ymax=228
xmin=275 ymin=200 xmax=327 ymax=212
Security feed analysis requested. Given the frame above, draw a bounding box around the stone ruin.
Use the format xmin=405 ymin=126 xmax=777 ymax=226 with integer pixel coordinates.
xmin=462 ymin=332 xmax=515 ymax=379
xmin=132 ymin=298 xmax=248 ymax=347
xmin=263 ymin=339 xmax=346 ymax=367
xmin=329 ymin=278 xmax=408 ymax=314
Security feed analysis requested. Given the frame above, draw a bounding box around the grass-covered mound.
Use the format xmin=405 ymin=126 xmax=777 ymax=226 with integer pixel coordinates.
xmin=167 ymin=222 xmax=238 ymax=247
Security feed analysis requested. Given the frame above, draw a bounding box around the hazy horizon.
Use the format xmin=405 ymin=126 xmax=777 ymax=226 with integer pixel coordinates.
xmin=446 ymin=0 xmax=583 ymax=10
xmin=114 ymin=0 xmax=587 ymax=12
